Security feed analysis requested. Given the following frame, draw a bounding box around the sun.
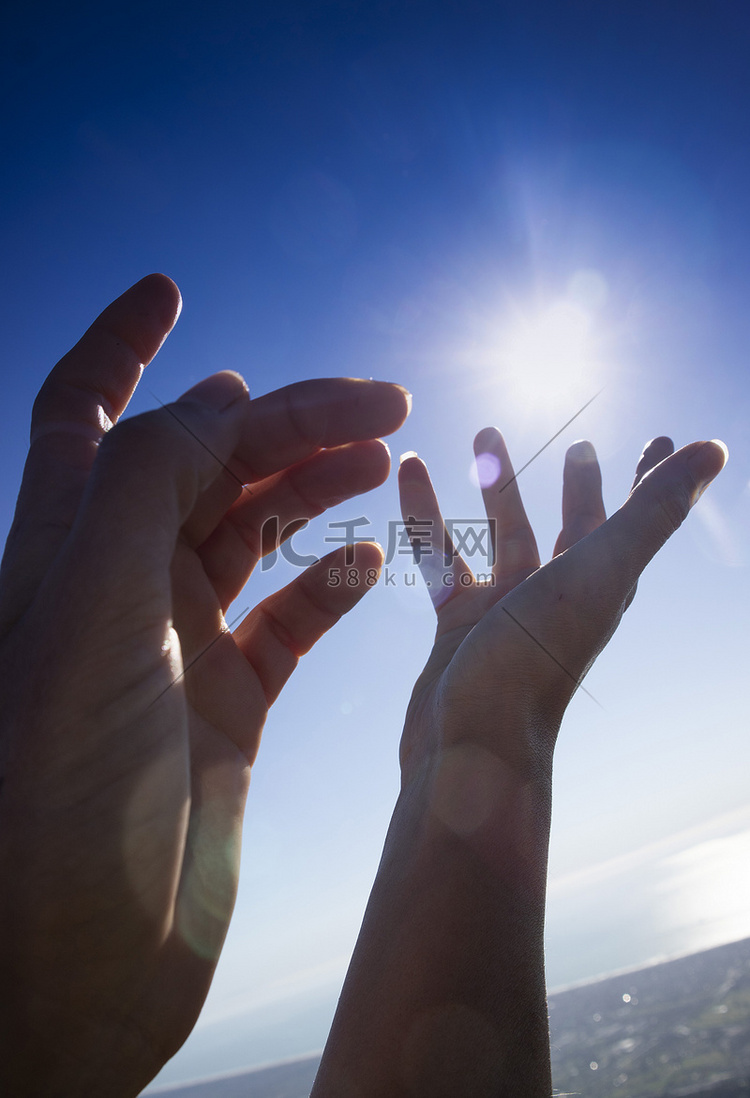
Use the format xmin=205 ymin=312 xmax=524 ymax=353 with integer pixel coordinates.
xmin=499 ymin=298 xmax=600 ymax=411
xmin=455 ymin=270 xmax=612 ymax=428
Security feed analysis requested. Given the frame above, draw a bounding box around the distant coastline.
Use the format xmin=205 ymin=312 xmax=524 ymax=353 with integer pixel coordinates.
xmin=145 ymin=1051 xmax=322 ymax=1098
xmin=144 ymin=935 xmax=750 ymax=1098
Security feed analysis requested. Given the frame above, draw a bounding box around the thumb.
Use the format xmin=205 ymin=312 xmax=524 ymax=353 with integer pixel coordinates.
xmin=597 ymin=439 xmax=728 ymax=594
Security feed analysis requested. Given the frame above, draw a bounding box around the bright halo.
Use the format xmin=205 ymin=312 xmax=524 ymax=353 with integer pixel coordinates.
xmin=499 ymin=300 xmax=599 ymax=411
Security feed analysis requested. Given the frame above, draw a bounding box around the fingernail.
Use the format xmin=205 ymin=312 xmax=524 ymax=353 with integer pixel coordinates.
xmin=182 ymin=371 xmax=249 ymax=412
xmin=687 ymin=439 xmax=729 ymax=494
xmin=474 ymin=426 xmax=501 ymax=450
xmin=400 ymin=450 xmax=418 ymax=464
xmin=711 ymin=439 xmax=729 ymax=463
xmin=567 ymin=439 xmax=596 ymax=462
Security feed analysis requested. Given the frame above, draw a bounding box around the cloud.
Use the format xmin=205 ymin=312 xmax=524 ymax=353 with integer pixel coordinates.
xmin=546 ymin=804 xmax=750 ymax=989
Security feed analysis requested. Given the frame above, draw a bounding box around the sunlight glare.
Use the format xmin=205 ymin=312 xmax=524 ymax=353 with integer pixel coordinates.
xmin=568 ymin=268 xmax=609 ymax=311
xmin=692 ymin=492 xmax=746 ymax=567
xmin=500 ymin=299 xmax=598 ymax=409
xmin=657 ymin=829 xmax=750 ymax=953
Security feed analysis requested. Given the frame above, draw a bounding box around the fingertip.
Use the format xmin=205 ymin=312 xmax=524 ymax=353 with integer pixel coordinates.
xmin=179 ymin=370 xmax=250 ymax=412
xmin=631 ymin=436 xmax=676 ymax=492
xmin=473 ymin=426 xmax=503 ymax=454
xmin=319 ymin=540 xmax=385 ymax=594
xmin=350 ymin=381 xmax=412 ymax=437
xmin=131 ymin=273 xmax=183 ymax=332
xmin=641 ymin=436 xmax=674 ymax=462
xmin=711 ymin=438 xmax=730 ymax=465
xmin=96 ymin=274 xmax=183 ymax=365
xmin=381 ymin=383 xmax=413 ymax=427
xmin=359 ymin=438 xmax=392 ymax=487
xmin=398 ymin=451 xmax=427 ymax=484
xmin=354 ymin=539 xmax=385 ymax=570
xmin=687 ymin=438 xmax=728 ymax=493
xmin=566 ymin=439 xmax=597 ymax=464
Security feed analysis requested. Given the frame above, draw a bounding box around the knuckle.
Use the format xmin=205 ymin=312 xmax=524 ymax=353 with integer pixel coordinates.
xmin=96 ymin=408 xmax=200 ymax=511
xmin=30 ymin=376 xmax=105 ymax=438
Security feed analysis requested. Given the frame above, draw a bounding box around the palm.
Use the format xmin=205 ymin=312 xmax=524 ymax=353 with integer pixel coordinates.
xmin=397 ymin=429 xmax=675 ymax=782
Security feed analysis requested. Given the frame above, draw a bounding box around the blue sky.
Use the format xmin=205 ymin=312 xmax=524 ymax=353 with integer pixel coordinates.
xmin=2 ymin=1 xmax=749 ymax=1088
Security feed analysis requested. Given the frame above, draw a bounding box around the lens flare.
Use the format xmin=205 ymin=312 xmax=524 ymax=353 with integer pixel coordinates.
xmin=470 ymin=451 xmax=502 ymax=488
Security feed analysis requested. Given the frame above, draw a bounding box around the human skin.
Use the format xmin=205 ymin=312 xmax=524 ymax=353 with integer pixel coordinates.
xmin=310 ymin=431 xmax=727 ymax=1097
xmin=0 ymin=274 xmax=727 ymax=1098
xmin=0 ymin=274 xmax=411 ymax=1097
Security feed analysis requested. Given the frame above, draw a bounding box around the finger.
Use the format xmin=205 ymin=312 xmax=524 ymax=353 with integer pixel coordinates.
xmin=472 ymin=439 xmax=728 ymax=722
xmin=175 ymin=377 xmax=410 ymax=569
xmin=575 ymin=439 xmax=728 ymax=611
xmin=553 ymin=440 xmax=607 ymax=556
xmin=152 ymin=371 xmax=254 ymax=548
xmin=398 ymin=454 xmax=473 ymax=614
xmin=0 ymin=274 xmax=182 ymax=631
xmin=473 ymin=427 xmax=540 ymax=583
xmin=229 ymin=378 xmax=411 ymax=481
xmin=195 ymin=439 xmax=392 ymax=609
xmin=630 ymin=435 xmax=674 ymax=491
xmin=615 ymin=436 xmax=675 ymax=611
xmin=233 ymin=542 xmax=385 ymax=710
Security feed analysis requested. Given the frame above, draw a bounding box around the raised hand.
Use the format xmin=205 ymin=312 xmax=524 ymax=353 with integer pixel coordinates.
xmin=0 ymin=275 xmax=410 ymax=1096
xmin=398 ymin=430 xmax=725 ymax=783
xmin=312 ymin=427 xmax=725 ymax=1098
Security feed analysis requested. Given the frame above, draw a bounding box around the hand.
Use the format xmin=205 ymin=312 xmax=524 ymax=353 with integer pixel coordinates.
xmin=0 ymin=275 xmax=411 ymax=1096
xmin=398 ymin=429 xmax=727 ymax=789
xmin=314 ymin=428 xmax=724 ymax=1098
xmin=311 ymin=428 xmax=726 ymax=1098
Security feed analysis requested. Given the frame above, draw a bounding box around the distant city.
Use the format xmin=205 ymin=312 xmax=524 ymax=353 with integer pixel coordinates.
xmin=147 ymin=937 xmax=750 ymax=1098
xmin=549 ymin=936 xmax=750 ymax=1097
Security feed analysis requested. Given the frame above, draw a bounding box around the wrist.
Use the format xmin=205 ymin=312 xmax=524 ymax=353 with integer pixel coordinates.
xmin=400 ymin=681 xmax=560 ymax=800
xmin=316 ymin=740 xmax=555 ymax=1097
xmin=398 ymin=736 xmax=554 ymax=896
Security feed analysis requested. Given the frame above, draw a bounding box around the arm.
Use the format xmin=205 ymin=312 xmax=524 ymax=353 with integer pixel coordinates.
xmin=0 ymin=275 xmax=411 ymax=1096
xmin=312 ymin=430 xmax=726 ymax=1097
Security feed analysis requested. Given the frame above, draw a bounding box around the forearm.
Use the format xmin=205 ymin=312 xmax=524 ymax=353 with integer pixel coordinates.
xmin=312 ymin=743 xmax=555 ymax=1098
